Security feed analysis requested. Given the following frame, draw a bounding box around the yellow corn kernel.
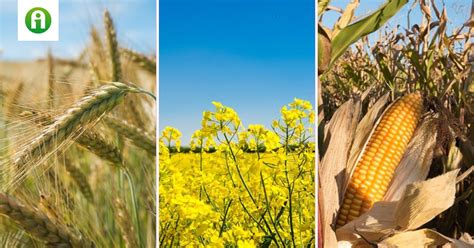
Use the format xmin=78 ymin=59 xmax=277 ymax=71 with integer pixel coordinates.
xmin=336 ymin=93 xmax=423 ymax=228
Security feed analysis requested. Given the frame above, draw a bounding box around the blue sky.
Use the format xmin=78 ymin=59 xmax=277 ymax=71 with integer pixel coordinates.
xmin=4 ymin=0 xmax=466 ymax=144
xmin=0 ymin=0 xmax=156 ymax=60
xmin=160 ymin=0 xmax=315 ymax=143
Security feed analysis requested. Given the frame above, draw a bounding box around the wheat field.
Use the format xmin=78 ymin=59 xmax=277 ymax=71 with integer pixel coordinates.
xmin=0 ymin=11 xmax=156 ymax=248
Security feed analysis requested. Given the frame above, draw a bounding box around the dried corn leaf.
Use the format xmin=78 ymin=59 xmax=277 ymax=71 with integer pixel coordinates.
xmin=384 ymin=116 xmax=437 ymax=201
xmin=378 ymin=229 xmax=451 ymax=247
xmin=395 ymin=169 xmax=460 ymax=230
xmin=336 ymin=240 xmax=354 ymax=248
xmin=468 ymin=83 xmax=474 ymax=93
xmin=380 ymin=229 xmax=474 ymax=248
xmin=445 ymin=233 xmax=474 ymax=248
xmin=336 ymin=170 xmax=460 ymax=244
xmin=337 ymin=240 xmax=373 ymax=248
xmin=338 ymin=240 xmax=377 ymax=247
xmin=333 ymin=0 xmax=360 ymax=36
xmin=446 ymin=141 xmax=463 ymax=171
xmin=444 ymin=242 xmax=474 ymax=248
xmin=443 ymin=239 xmax=474 ymax=248
xmin=459 ymin=233 xmax=474 ymax=244
xmin=320 ymin=98 xmax=361 ymax=248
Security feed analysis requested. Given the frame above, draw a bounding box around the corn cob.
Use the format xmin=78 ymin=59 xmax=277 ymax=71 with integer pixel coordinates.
xmin=336 ymin=93 xmax=423 ymax=228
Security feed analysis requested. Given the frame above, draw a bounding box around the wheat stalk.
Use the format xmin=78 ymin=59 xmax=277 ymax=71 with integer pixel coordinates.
xmin=104 ymin=116 xmax=155 ymax=156
xmin=114 ymin=197 xmax=138 ymax=248
xmin=0 ymin=192 xmax=93 ymax=247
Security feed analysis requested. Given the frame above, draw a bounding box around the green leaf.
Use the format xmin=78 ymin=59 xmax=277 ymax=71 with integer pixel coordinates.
xmin=330 ymin=0 xmax=408 ymax=65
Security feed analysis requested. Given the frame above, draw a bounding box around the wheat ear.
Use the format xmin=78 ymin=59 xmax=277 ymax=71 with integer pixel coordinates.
xmin=77 ymin=131 xmax=123 ymax=165
xmin=90 ymin=27 xmax=105 ymax=61
xmin=61 ymin=48 xmax=87 ymax=82
xmin=104 ymin=10 xmax=122 ymax=82
xmin=63 ymin=157 xmax=93 ymax=202
xmin=21 ymin=110 xmax=123 ymax=166
xmin=89 ymin=27 xmax=106 ymax=83
xmin=7 ymin=82 xmax=24 ymax=116
xmin=0 ymin=192 xmax=93 ymax=247
xmin=104 ymin=116 xmax=156 ymax=156
xmin=46 ymin=169 xmax=76 ymax=210
xmin=121 ymin=48 xmax=156 ymax=74
xmin=13 ymin=82 xmax=137 ymax=170
xmin=47 ymin=49 xmax=55 ymax=109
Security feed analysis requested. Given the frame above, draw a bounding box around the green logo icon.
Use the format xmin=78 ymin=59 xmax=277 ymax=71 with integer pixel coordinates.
xmin=25 ymin=7 xmax=52 ymax=34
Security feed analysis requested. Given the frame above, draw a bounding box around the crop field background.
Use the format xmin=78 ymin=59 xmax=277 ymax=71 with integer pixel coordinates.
xmin=318 ymin=0 xmax=474 ymax=247
xmin=0 ymin=11 xmax=156 ymax=248
xmin=9 ymin=0 xmax=474 ymax=247
xmin=159 ymin=99 xmax=315 ymax=247
xmin=159 ymin=1 xmax=315 ymax=247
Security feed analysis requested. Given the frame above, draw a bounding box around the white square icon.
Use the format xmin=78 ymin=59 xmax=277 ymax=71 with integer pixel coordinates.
xmin=18 ymin=0 xmax=59 ymax=41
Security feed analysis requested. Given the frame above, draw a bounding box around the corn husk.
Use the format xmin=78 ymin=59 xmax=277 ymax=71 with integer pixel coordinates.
xmin=379 ymin=229 xmax=474 ymax=248
xmin=444 ymin=233 xmax=474 ymax=248
xmin=378 ymin=229 xmax=452 ymax=247
xmin=383 ymin=116 xmax=438 ymax=201
xmin=320 ymin=97 xmax=361 ymax=248
xmin=320 ymin=94 xmax=458 ymax=248
xmin=336 ymin=169 xmax=460 ymax=244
